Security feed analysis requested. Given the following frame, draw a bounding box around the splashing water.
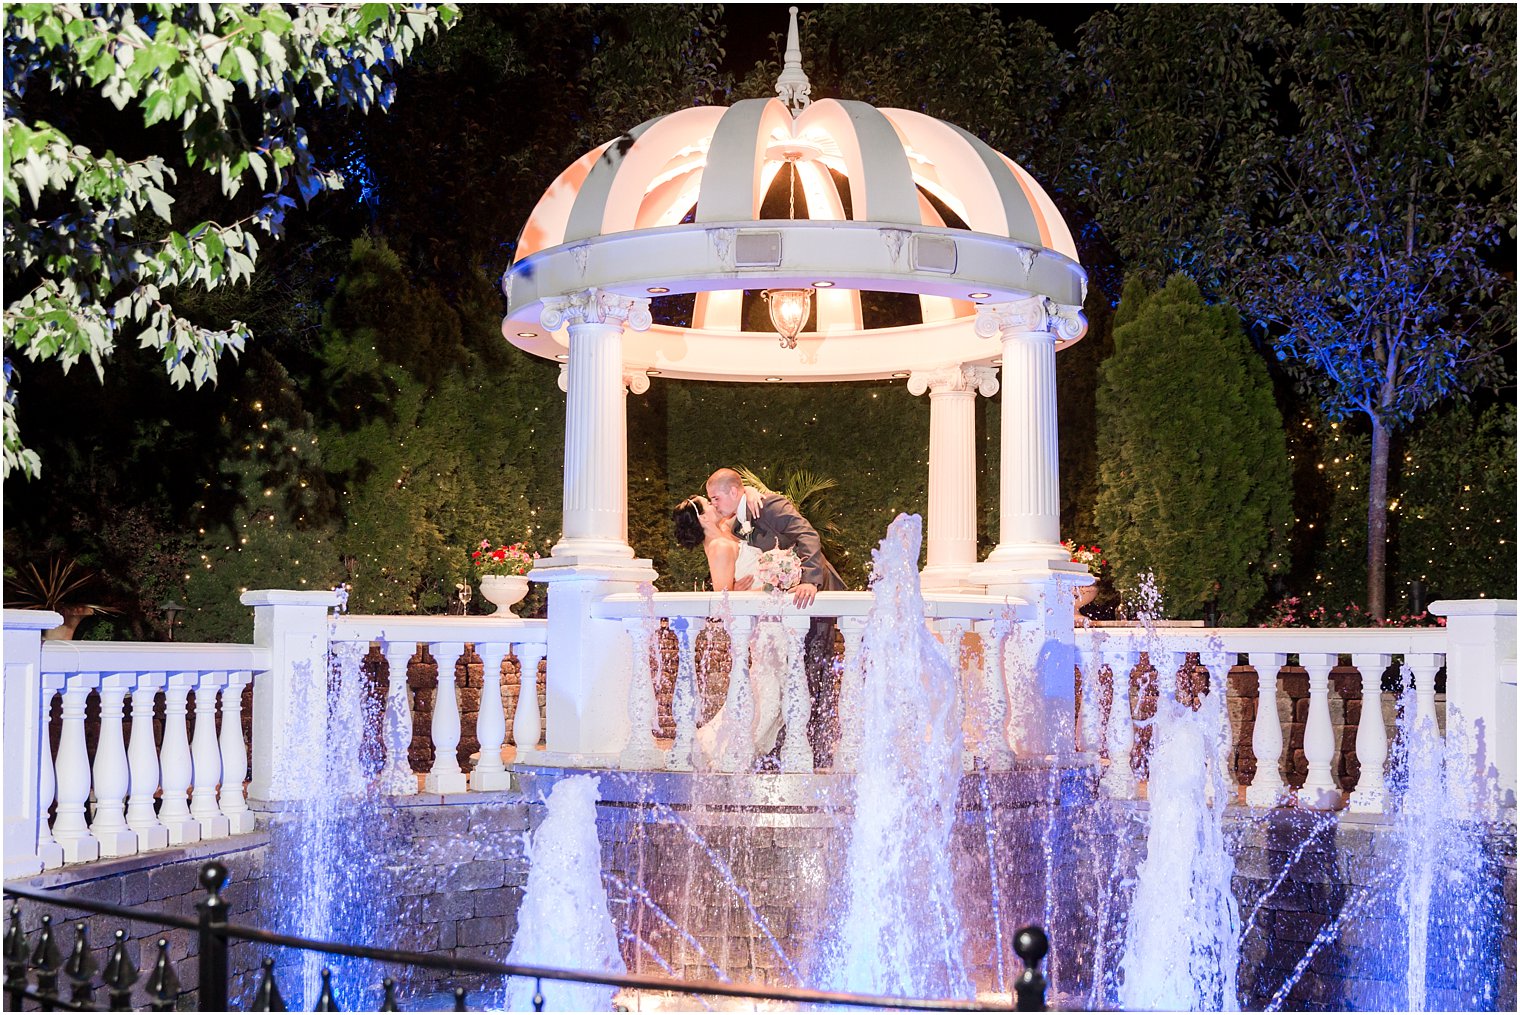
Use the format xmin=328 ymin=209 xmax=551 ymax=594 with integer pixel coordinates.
xmin=1117 ymin=687 xmax=1241 ymax=1010
xmin=823 ymin=513 xmax=971 ymax=999
xmin=504 ymin=775 xmax=626 ymax=1011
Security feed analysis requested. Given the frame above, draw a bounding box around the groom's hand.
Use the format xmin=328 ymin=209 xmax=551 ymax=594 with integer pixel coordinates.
xmin=791 ymin=582 xmax=818 ymax=609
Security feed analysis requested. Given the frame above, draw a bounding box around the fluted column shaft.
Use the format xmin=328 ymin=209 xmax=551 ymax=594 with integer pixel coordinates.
xmin=911 ymin=364 xmax=998 ymax=589
xmin=544 ymin=289 xmax=652 ymax=559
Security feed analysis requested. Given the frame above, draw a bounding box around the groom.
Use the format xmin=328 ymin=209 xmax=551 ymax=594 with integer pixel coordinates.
xmin=705 ymin=468 xmax=846 ymax=768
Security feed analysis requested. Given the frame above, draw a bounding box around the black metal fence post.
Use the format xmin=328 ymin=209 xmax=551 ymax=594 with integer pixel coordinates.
xmin=197 ymin=861 xmax=230 ymax=1011
xmin=1012 ymin=925 xmax=1048 ymax=1012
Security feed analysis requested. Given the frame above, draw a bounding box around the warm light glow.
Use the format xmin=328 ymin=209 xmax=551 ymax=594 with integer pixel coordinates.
xmin=647 ymin=286 xmax=670 ymax=294
xmin=764 ymin=288 xmax=813 ymax=348
xmin=969 ymin=292 xmax=991 ymax=299
xmin=516 ymin=332 xmax=536 ymax=338
xmin=813 ymin=280 xmax=835 ymax=288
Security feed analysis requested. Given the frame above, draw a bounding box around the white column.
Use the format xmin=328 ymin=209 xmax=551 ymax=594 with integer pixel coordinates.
xmin=1297 ymin=653 xmax=1340 ymax=809
xmin=971 ymin=297 xmax=1086 ymax=578
xmin=125 ymin=673 xmax=169 ymax=850
xmin=512 ymin=643 xmax=547 ymax=757
xmin=1348 ymin=653 xmax=1390 ymax=813
xmin=159 ymin=672 xmax=200 ymax=844
xmin=780 ymin=616 xmax=814 ymax=773
xmin=619 ymin=620 xmax=662 ymax=770
xmin=425 ymin=642 xmax=467 ymax=794
xmin=834 ymin=617 xmax=868 ymax=772
xmin=910 ymin=364 xmax=999 ymax=590
xmin=4 ymin=610 xmax=62 ymax=878
xmin=53 ymin=671 xmax=101 ymax=863
xmin=242 ymin=590 xmax=342 ymax=802
xmin=189 ymin=672 xmax=229 ymax=838
xmin=218 ymin=671 xmax=255 ymax=833
xmin=1430 ymin=599 xmax=1517 ymax=813
xmin=91 ymin=673 xmax=138 ymax=857
xmin=1244 ymin=653 xmax=1288 ymax=808
xmin=379 ymin=641 xmax=418 ymax=795
xmin=543 ymin=288 xmax=652 ymax=560
xmin=667 ymin=618 xmax=701 ymax=772
xmin=472 ymin=643 xmax=512 ymax=791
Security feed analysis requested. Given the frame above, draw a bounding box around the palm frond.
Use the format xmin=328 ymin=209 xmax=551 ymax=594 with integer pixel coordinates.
xmin=736 ymin=466 xmax=778 ymax=497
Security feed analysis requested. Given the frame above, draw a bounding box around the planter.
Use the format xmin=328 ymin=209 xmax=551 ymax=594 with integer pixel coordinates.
xmin=1074 ymin=584 xmax=1098 ymax=619
xmin=43 ymin=606 xmax=94 ymax=641
xmin=479 ymin=575 xmax=530 ymax=617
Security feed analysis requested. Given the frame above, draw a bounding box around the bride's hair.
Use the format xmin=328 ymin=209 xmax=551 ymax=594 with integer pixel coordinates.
xmin=672 ymin=499 xmax=705 ymax=549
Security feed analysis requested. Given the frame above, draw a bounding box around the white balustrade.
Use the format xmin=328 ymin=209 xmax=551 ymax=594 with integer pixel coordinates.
xmin=1408 ymin=653 xmax=1442 ymax=734
xmin=1349 ymin=653 xmax=1391 ymax=814
xmin=472 ymin=643 xmax=513 ymax=791
xmin=667 ymin=617 xmax=701 ymax=772
xmin=377 ymin=641 xmax=418 ymax=795
xmin=1100 ymin=641 xmax=1138 ymax=799
xmin=91 ymin=673 xmax=137 ymax=857
xmin=779 ymin=616 xmax=813 ymax=773
xmin=219 ymin=671 xmax=255 ymax=833
xmin=54 ymin=671 xmax=102 ymax=863
xmin=973 ymin=617 xmax=1014 ymax=770
xmin=424 ymin=642 xmax=467 ymax=794
xmin=1297 ymin=652 xmax=1340 ymax=809
xmin=37 ymin=675 xmax=67 ymax=869
xmin=513 ymin=642 xmax=547 ymax=757
xmin=715 ymin=615 xmax=758 ymax=774
xmin=835 ymin=616 xmax=868 ymax=772
xmin=1076 ymin=637 xmax=1105 ymax=756
xmin=159 ymin=672 xmax=200 ymax=844
xmin=1244 ymin=653 xmax=1288 ymax=808
xmin=620 ymin=619 xmax=663 ymax=770
xmin=125 ymin=674 xmax=169 ymax=850
xmin=189 ymin=671 xmax=230 ymax=839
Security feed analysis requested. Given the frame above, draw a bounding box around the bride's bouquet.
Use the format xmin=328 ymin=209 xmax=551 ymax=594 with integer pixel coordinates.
xmin=755 ymin=547 xmax=802 ymax=593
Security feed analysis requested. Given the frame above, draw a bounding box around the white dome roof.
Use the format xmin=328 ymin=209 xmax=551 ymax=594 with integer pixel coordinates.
xmin=503 ymin=97 xmax=1087 ymax=383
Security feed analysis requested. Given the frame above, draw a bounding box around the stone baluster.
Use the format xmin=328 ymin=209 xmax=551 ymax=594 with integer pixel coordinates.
xmin=91 ymin=673 xmax=138 ymax=857
xmin=715 ymin=616 xmax=757 ymax=774
xmin=218 ymin=672 xmax=255 ymax=833
xmin=973 ymin=618 xmax=1014 ymax=770
xmin=379 ymin=642 xmax=418 ymax=795
xmin=1201 ymin=645 xmax=1235 ymax=803
xmin=471 ymin=643 xmax=513 ymax=791
xmin=1154 ymin=644 xmax=1187 ymax=705
xmin=124 ymin=673 xmax=169 ymax=850
xmin=1407 ymin=653 xmax=1443 ymax=736
xmin=1297 ymin=652 xmax=1340 ymax=809
xmin=834 ymin=617 xmax=868 ymax=772
xmin=53 ymin=671 xmax=101 ymax=863
xmin=780 ymin=616 xmax=814 ymax=773
xmin=189 ymin=672 xmax=229 ymax=839
xmin=667 ymin=618 xmax=700 ymax=772
xmin=159 ymin=672 xmax=200 ymax=844
xmin=620 ymin=620 xmax=663 ymax=770
xmin=513 ymin=643 xmax=548 ymax=756
xmin=1244 ymin=653 xmax=1288 ymax=807
xmin=1076 ymin=638 xmax=1105 ymax=755
xmin=1101 ymin=642 xmax=1138 ymax=799
xmin=1347 ymin=653 xmax=1391 ymax=814
xmin=424 ymin=643 xmax=467 ymax=794
xmin=36 ymin=676 xmax=65 ymax=870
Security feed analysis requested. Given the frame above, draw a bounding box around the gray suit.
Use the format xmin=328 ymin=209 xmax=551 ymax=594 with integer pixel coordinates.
xmin=738 ymin=493 xmax=845 ymax=767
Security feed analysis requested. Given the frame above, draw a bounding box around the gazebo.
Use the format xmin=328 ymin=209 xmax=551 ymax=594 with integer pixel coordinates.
xmin=501 ymin=9 xmax=1091 ymax=757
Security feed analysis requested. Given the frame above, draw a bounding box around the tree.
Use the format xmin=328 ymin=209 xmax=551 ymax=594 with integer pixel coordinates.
xmin=1237 ymin=4 xmax=1516 ymax=619
xmin=3 ymin=2 xmax=459 ymax=477
xmin=1096 ymin=275 xmax=1293 ymax=623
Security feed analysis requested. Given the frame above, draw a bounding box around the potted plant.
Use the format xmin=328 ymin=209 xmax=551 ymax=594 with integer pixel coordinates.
xmin=470 ymin=541 xmax=537 ymax=617
xmin=1062 ymin=541 xmax=1107 ymax=618
xmin=4 ymin=557 xmax=118 ymax=640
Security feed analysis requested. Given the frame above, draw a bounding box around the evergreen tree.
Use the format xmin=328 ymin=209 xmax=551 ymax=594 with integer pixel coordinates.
xmin=1095 ymin=275 xmax=1292 ymax=622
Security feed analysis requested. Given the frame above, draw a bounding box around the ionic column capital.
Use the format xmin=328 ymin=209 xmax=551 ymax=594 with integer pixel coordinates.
xmin=907 ymin=364 xmax=1000 ymax=398
xmin=541 ymin=288 xmax=653 ymax=332
xmin=556 ymin=364 xmax=651 ymax=395
xmin=974 ymin=296 xmax=1085 ymax=342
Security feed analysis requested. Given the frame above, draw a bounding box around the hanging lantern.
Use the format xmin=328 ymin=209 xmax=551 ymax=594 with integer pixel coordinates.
xmin=764 ymin=288 xmax=813 ymax=349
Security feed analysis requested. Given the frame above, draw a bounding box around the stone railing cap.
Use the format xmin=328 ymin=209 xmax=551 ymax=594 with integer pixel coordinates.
xmin=3 ymin=608 xmax=64 ymax=632
xmin=239 ymin=589 xmax=343 ymax=608
xmin=1428 ymin=599 xmax=1517 ymax=618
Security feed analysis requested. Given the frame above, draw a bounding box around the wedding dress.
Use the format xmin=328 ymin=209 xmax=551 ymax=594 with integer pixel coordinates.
xmin=694 ymin=541 xmax=785 ymax=770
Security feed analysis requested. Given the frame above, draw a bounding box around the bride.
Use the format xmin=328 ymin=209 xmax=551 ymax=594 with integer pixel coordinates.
xmin=672 ymin=495 xmax=784 ymax=769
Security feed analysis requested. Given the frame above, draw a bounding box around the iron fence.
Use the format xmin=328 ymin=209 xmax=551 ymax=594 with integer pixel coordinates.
xmin=4 ymin=861 xmax=1049 ymax=1011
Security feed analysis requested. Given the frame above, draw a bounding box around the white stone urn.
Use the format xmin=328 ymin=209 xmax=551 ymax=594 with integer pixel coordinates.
xmin=479 ymin=574 xmax=530 ymax=617
xmin=1074 ymin=584 xmax=1098 ymax=618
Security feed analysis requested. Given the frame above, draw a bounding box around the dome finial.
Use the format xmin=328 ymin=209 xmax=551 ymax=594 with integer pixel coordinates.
xmin=775 ymin=6 xmax=811 ymax=116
